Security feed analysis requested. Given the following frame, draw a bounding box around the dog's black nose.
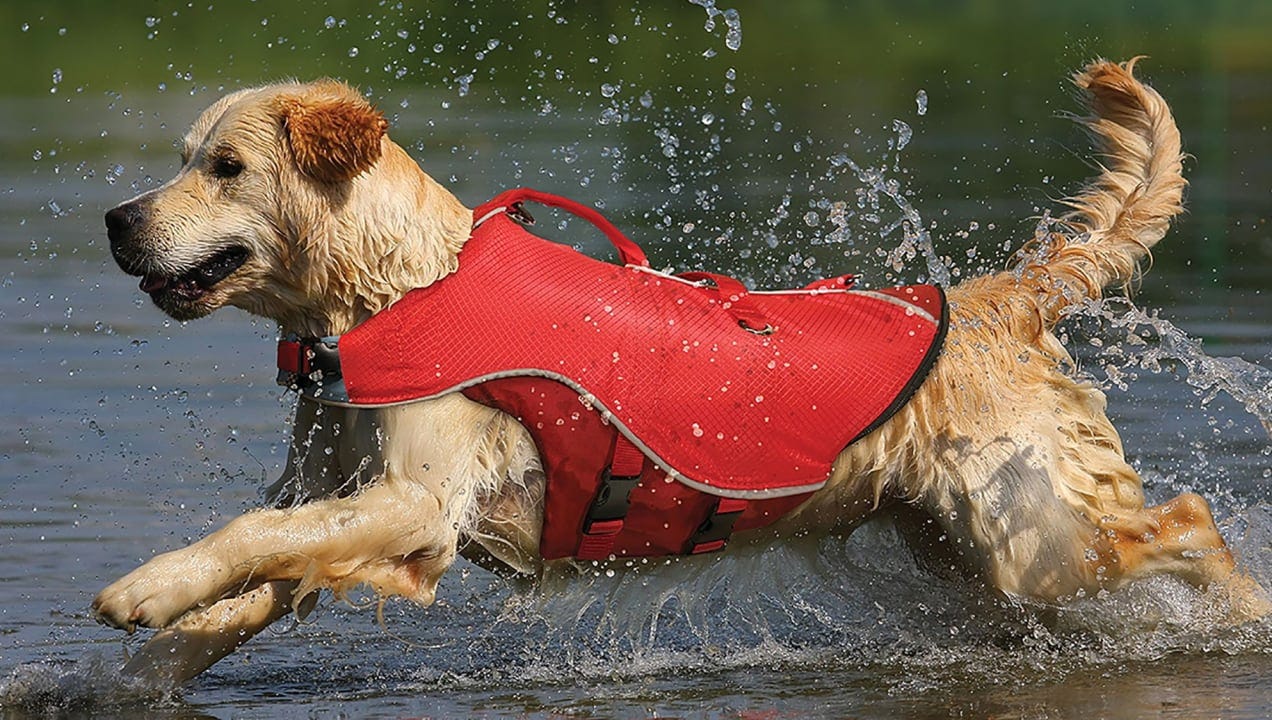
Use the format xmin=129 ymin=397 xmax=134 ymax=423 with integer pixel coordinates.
xmin=105 ymin=202 xmax=145 ymax=247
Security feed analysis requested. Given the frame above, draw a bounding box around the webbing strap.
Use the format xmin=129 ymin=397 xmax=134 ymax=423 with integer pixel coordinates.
xmin=277 ymin=339 xmax=308 ymax=377
xmin=474 ymin=188 xmax=650 ymax=268
xmin=576 ymin=434 xmax=645 ymax=560
xmin=610 ymin=434 xmax=645 ymax=477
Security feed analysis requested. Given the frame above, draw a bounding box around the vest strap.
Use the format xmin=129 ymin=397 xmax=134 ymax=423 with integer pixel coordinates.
xmin=577 ymin=434 xmax=645 ymax=560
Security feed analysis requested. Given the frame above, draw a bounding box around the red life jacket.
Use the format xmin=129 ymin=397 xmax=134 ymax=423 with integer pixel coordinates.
xmin=279 ymin=189 xmax=947 ymax=561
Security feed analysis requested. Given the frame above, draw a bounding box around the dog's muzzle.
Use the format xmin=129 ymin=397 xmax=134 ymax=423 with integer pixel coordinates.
xmin=105 ymin=200 xmax=151 ymax=274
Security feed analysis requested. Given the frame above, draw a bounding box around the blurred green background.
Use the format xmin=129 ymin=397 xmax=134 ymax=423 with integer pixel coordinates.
xmin=2 ymin=0 xmax=1271 ymax=292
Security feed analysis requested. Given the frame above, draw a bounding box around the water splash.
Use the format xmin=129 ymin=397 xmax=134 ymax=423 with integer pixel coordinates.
xmin=829 ymin=148 xmax=950 ymax=287
xmin=1068 ymin=297 xmax=1272 ymax=439
xmin=452 ymin=516 xmax=1272 ymax=694
xmin=891 ymin=118 xmax=913 ymax=152
xmin=689 ymin=0 xmax=743 ymax=51
xmin=0 ymin=656 xmax=174 ymax=716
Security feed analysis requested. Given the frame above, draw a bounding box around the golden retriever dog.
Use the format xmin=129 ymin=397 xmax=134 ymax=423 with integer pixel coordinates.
xmin=95 ymin=59 xmax=1268 ymax=684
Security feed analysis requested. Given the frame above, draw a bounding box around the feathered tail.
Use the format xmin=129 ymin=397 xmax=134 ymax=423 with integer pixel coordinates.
xmin=1017 ymin=58 xmax=1186 ymax=326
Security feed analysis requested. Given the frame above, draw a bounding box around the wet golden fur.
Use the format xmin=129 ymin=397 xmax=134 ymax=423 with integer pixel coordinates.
xmin=95 ymin=60 xmax=1267 ymax=684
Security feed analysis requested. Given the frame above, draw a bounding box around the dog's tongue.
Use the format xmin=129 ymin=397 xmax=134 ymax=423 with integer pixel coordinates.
xmin=140 ymin=275 xmax=169 ymax=293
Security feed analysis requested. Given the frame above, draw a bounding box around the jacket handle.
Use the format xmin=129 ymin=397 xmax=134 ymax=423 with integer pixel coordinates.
xmin=475 ymin=188 xmax=650 ymax=268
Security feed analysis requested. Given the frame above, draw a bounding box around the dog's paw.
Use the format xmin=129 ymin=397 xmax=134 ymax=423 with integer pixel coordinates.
xmin=1220 ymin=572 xmax=1272 ymax=623
xmin=92 ymin=549 xmax=229 ymax=632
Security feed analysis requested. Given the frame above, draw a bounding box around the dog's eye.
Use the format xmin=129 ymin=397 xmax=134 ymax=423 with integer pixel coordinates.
xmin=212 ymin=156 xmax=244 ymax=179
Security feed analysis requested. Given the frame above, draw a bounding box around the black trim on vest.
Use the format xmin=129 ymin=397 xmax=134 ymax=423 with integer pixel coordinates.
xmin=846 ymin=285 xmax=949 ymax=445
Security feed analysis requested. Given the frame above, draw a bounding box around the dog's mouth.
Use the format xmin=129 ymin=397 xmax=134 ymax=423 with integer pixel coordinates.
xmin=139 ymin=246 xmax=250 ymax=301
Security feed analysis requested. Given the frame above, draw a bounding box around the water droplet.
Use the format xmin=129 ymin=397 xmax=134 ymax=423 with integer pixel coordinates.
xmin=456 ymin=73 xmax=473 ymax=97
xmin=723 ymin=9 xmax=742 ymax=50
xmin=347 ymin=46 xmax=359 ymax=57
xmin=915 ymin=89 xmax=928 ymax=116
xmin=892 ymin=119 xmax=912 ymax=152
xmin=691 ymin=423 xmax=704 ymax=438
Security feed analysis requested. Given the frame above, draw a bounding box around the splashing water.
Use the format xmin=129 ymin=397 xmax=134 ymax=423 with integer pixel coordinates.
xmin=0 ymin=656 xmax=173 ymax=717
xmin=1067 ymin=296 xmax=1272 ymax=439
xmin=891 ymin=118 xmax=913 ymax=152
xmin=689 ymin=0 xmax=743 ymax=51
xmin=477 ymin=517 xmax=1271 ymax=695
xmin=828 ymin=146 xmax=951 ymax=287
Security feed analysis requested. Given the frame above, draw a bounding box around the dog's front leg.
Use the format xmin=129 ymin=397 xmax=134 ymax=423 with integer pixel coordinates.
xmin=93 ymin=474 xmax=461 ymax=632
xmin=119 ymin=579 xmax=303 ymax=684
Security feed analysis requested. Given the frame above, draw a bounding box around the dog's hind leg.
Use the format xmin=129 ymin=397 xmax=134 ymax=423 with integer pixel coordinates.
xmin=883 ymin=340 xmax=1264 ymax=615
xmin=910 ymin=423 xmax=1267 ymax=618
xmin=1094 ymin=493 xmax=1271 ymax=618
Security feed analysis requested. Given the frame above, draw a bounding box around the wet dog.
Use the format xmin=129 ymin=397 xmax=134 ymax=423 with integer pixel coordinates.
xmin=96 ymin=59 xmax=1268 ymax=684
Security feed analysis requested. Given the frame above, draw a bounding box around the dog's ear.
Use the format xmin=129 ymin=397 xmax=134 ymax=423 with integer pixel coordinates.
xmin=278 ymin=81 xmax=389 ymax=183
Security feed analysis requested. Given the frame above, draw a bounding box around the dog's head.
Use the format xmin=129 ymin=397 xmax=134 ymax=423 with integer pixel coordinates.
xmin=105 ymin=81 xmax=389 ymax=322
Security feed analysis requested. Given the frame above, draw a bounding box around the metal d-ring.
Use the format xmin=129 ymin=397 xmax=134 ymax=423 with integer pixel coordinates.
xmin=739 ymin=319 xmax=775 ymax=336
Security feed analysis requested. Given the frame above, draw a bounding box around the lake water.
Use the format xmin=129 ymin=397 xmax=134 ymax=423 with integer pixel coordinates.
xmin=2 ymin=2 xmax=1271 ymax=718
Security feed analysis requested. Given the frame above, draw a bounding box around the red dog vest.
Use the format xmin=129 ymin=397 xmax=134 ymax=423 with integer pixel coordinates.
xmin=279 ymin=189 xmax=946 ymax=561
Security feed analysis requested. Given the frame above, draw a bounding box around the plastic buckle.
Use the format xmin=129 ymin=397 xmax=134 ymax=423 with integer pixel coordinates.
xmin=689 ymin=498 xmax=748 ymax=554
xmin=508 ymin=201 xmax=536 ymax=226
xmin=584 ymin=469 xmax=642 ymax=529
xmin=576 ymin=468 xmax=643 ymax=560
xmin=277 ymin=337 xmax=341 ymax=389
xmin=308 ymin=339 xmax=342 ymax=381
